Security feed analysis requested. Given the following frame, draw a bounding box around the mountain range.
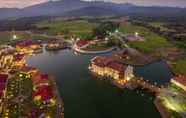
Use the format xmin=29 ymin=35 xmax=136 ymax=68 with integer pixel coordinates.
xmin=0 ymin=0 xmax=186 ymax=20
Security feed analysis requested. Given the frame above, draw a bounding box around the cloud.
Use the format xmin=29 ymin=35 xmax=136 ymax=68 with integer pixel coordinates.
xmin=0 ymin=0 xmax=185 ymax=8
xmin=0 ymin=0 xmax=48 ymax=8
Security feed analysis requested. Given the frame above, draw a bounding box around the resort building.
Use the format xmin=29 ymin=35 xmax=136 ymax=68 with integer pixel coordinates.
xmin=90 ymin=56 xmax=134 ymax=81
xmin=0 ymin=54 xmax=14 ymax=69
xmin=32 ymin=72 xmax=55 ymax=105
xmin=16 ymin=40 xmax=41 ymax=53
xmin=171 ymin=75 xmax=186 ymax=91
xmin=13 ymin=53 xmax=26 ymax=67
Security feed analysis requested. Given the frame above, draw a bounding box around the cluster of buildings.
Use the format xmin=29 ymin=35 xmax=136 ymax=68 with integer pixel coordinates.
xmin=16 ymin=39 xmax=42 ymax=54
xmin=89 ymin=55 xmax=134 ymax=85
xmin=0 ymin=48 xmax=26 ymax=70
xmin=32 ymin=73 xmax=56 ymax=106
xmin=0 ymin=40 xmax=63 ymax=117
xmin=46 ymin=39 xmax=68 ymax=51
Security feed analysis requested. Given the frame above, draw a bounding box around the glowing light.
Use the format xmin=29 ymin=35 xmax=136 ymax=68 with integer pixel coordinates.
xmin=115 ymin=29 xmax=119 ymax=33
xmin=13 ymin=34 xmax=17 ymax=40
xmin=135 ymin=32 xmax=139 ymax=37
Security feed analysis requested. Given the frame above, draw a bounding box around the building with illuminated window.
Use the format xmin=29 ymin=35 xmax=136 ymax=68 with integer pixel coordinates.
xmin=90 ymin=56 xmax=134 ymax=81
xmin=16 ymin=40 xmax=42 ymax=54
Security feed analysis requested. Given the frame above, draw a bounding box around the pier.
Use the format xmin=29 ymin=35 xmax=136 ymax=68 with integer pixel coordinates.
xmin=130 ymin=78 xmax=161 ymax=95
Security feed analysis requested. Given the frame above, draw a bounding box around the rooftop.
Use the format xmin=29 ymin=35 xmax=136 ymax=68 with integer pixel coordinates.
xmin=76 ymin=40 xmax=89 ymax=47
xmin=173 ymin=75 xmax=186 ymax=86
xmin=92 ymin=56 xmax=126 ymax=72
xmin=33 ymin=85 xmax=53 ymax=101
xmin=0 ymin=74 xmax=8 ymax=83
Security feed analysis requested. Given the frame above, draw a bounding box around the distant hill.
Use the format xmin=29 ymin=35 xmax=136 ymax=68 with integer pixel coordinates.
xmin=0 ymin=0 xmax=185 ymax=20
xmin=62 ymin=6 xmax=120 ymax=17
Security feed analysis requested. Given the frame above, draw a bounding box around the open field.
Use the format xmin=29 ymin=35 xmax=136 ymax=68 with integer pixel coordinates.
xmin=0 ymin=31 xmax=51 ymax=45
xmin=119 ymin=23 xmax=173 ymax=53
xmin=84 ymin=42 xmax=111 ymax=51
xmin=172 ymin=58 xmax=186 ymax=75
xmin=0 ymin=31 xmax=31 ymax=44
xmin=36 ymin=20 xmax=98 ymax=38
xmin=148 ymin=22 xmax=170 ymax=31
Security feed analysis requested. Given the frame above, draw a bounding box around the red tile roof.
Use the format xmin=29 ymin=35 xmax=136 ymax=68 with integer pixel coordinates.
xmin=14 ymin=53 xmax=25 ymax=61
xmin=20 ymin=66 xmax=36 ymax=72
xmin=92 ymin=56 xmax=126 ymax=73
xmin=0 ymin=74 xmax=8 ymax=83
xmin=92 ymin=56 xmax=115 ymax=67
xmin=173 ymin=75 xmax=186 ymax=86
xmin=33 ymin=85 xmax=53 ymax=101
xmin=16 ymin=40 xmax=40 ymax=48
xmin=76 ymin=40 xmax=89 ymax=47
xmin=107 ymin=62 xmax=125 ymax=73
xmin=0 ymin=84 xmax=6 ymax=91
xmin=0 ymin=91 xmax=3 ymax=97
xmin=32 ymin=73 xmax=49 ymax=85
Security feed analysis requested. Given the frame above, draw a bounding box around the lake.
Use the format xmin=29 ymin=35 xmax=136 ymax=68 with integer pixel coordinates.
xmin=27 ymin=49 xmax=172 ymax=118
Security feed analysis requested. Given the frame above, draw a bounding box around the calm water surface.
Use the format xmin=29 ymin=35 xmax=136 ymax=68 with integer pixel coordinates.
xmin=26 ymin=49 xmax=169 ymax=118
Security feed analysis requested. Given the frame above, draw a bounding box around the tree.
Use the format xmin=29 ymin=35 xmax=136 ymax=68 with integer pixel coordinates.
xmin=93 ymin=21 xmax=119 ymax=38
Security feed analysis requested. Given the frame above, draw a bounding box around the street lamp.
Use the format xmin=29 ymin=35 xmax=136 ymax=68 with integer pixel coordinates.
xmin=13 ymin=34 xmax=17 ymax=40
xmin=115 ymin=29 xmax=119 ymax=33
xmin=135 ymin=32 xmax=139 ymax=37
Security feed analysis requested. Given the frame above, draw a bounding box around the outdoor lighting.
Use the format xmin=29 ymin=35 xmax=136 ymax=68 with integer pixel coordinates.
xmin=13 ymin=34 xmax=17 ymax=40
xmin=77 ymin=38 xmax=80 ymax=41
xmin=105 ymin=37 xmax=109 ymax=41
xmin=135 ymin=32 xmax=139 ymax=37
xmin=115 ymin=29 xmax=119 ymax=33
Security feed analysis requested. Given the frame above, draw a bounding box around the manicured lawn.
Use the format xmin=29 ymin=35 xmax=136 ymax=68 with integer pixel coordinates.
xmin=0 ymin=31 xmax=51 ymax=45
xmin=0 ymin=31 xmax=31 ymax=45
xmin=36 ymin=20 xmax=98 ymax=38
xmin=172 ymin=58 xmax=186 ymax=75
xmin=119 ymin=23 xmax=173 ymax=53
xmin=85 ymin=42 xmax=111 ymax=51
xmin=149 ymin=22 xmax=169 ymax=31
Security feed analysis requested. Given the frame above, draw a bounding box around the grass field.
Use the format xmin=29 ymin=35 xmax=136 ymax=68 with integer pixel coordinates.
xmin=149 ymin=22 xmax=170 ymax=31
xmin=36 ymin=20 xmax=98 ymax=38
xmin=119 ymin=23 xmax=173 ymax=53
xmin=0 ymin=31 xmax=31 ymax=45
xmin=0 ymin=31 xmax=51 ymax=45
xmin=172 ymin=58 xmax=186 ymax=75
xmin=84 ymin=42 xmax=111 ymax=51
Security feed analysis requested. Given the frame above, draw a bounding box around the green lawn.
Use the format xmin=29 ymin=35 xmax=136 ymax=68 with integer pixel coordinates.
xmin=0 ymin=31 xmax=31 ymax=45
xmin=159 ymin=86 xmax=186 ymax=118
xmin=119 ymin=23 xmax=173 ymax=53
xmin=0 ymin=31 xmax=51 ymax=45
xmin=149 ymin=22 xmax=169 ymax=31
xmin=172 ymin=58 xmax=186 ymax=75
xmin=36 ymin=20 xmax=98 ymax=38
xmin=85 ymin=42 xmax=111 ymax=51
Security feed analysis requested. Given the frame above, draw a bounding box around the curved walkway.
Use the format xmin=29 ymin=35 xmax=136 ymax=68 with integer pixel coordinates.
xmin=73 ymin=46 xmax=116 ymax=54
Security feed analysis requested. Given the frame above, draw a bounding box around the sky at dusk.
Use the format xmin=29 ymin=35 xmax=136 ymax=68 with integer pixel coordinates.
xmin=0 ymin=0 xmax=186 ymax=8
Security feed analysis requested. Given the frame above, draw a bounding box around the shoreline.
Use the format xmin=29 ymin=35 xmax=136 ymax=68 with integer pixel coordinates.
xmin=25 ymin=53 xmax=64 ymax=118
xmin=154 ymin=98 xmax=171 ymax=118
xmin=73 ymin=45 xmax=117 ymax=54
